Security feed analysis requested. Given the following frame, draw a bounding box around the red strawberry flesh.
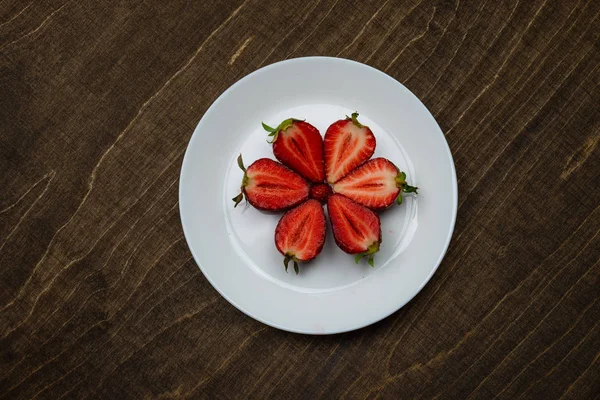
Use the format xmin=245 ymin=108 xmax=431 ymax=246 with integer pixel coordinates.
xmin=327 ymin=194 xmax=381 ymax=265
xmin=263 ymin=119 xmax=325 ymax=182
xmin=324 ymin=113 xmax=376 ymax=183
xmin=233 ymin=155 xmax=310 ymax=211
xmin=275 ymin=199 xmax=327 ymax=274
xmin=309 ymin=183 xmax=333 ymax=204
xmin=333 ymin=158 xmax=417 ymax=209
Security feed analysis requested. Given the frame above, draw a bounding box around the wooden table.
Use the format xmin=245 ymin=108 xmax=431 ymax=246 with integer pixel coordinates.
xmin=1 ymin=0 xmax=599 ymax=398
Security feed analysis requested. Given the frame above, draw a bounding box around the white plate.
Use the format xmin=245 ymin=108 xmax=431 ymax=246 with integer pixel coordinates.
xmin=179 ymin=57 xmax=457 ymax=334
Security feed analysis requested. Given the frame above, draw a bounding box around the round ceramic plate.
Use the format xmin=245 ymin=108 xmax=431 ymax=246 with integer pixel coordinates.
xmin=179 ymin=57 xmax=457 ymax=334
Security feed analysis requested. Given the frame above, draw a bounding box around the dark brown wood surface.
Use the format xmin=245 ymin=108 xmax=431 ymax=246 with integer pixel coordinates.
xmin=1 ymin=0 xmax=599 ymax=398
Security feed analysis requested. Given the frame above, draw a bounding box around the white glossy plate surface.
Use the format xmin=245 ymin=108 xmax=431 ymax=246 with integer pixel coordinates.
xmin=179 ymin=57 xmax=457 ymax=334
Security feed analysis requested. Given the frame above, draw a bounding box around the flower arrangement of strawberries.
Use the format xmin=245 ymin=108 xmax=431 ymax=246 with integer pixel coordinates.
xmin=232 ymin=113 xmax=417 ymax=275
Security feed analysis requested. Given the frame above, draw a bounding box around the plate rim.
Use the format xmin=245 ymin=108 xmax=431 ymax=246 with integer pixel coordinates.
xmin=179 ymin=56 xmax=458 ymax=335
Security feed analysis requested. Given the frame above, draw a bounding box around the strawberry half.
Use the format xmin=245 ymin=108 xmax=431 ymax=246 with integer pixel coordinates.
xmin=232 ymin=155 xmax=310 ymax=211
xmin=275 ymin=199 xmax=327 ymax=274
xmin=327 ymin=194 xmax=381 ymax=266
xmin=309 ymin=183 xmax=332 ymax=204
xmin=332 ymin=158 xmax=418 ymax=209
xmin=262 ymin=119 xmax=325 ymax=182
xmin=324 ymin=112 xmax=376 ymax=183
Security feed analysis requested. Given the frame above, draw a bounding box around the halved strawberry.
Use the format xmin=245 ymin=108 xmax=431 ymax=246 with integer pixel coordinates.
xmin=327 ymin=194 xmax=381 ymax=266
xmin=309 ymin=183 xmax=333 ymax=204
xmin=262 ymin=119 xmax=325 ymax=182
xmin=332 ymin=158 xmax=418 ymax=209
xmin=275 ymin=199 xmax=327 ymax=274
xmin=324 ymin=112 xmax=376 ymax=183
xmin=232 ymin=155 xmax=310 ymax=211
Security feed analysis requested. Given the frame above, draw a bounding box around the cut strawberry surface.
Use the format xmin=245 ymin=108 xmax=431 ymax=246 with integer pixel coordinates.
xmin=275 ymin=199 xmax=327 ymax=274
xmin=232 ymin=155 xmax=310 ymax=211
xmin=233 ymin=112 xmax=418 ymax=271
xmin=333 ymin=158 xmax=418 ymax=209
xmin=327 ymin=194 xmax=381 ymax=266
xmin=263 ymin=119 xmax=325 ymax=182
xmin=324 ymin=112 xmax=376 ymax=183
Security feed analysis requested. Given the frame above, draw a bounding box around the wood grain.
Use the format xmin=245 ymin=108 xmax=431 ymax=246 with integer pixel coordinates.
xmin=1 ymin=0 xmax=599 ymax=398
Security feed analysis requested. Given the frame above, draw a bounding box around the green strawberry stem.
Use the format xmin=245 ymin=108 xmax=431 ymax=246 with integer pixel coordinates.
xmin=284 ymin=254 xmax=301 ymax=275
xmin=354 ymin=241 xmax=380 ymax=267
xmin=262 ymin=118 xmax=303 ymax=144
xmin=395 ymin=170 xmax=418 ymax=205
xmin=232 ymin=154 xmax=249 ymax=208
xmin=345 ymin=112 xmax=365 ymax=128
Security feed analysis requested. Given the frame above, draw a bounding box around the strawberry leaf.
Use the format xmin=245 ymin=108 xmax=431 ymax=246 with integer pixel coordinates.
xmin=284 ymin=254 xmax=301 ymax=274
xmin=403 ymin=184 xmax=418 ymax=194
xmin=233 ymin=154 xmax=249 ymax=208
xmin=237 ymin=154 xmax=246 ymax=173
xmin=262 ymin=122 xmax=276 ymax=133
xmin=232 ymin=192 xmax=244 ymax=208
xmin=354 ymin=242 xmax=380 ymax=265
xmin=395 ymin=170 xmax=418 ymax=198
